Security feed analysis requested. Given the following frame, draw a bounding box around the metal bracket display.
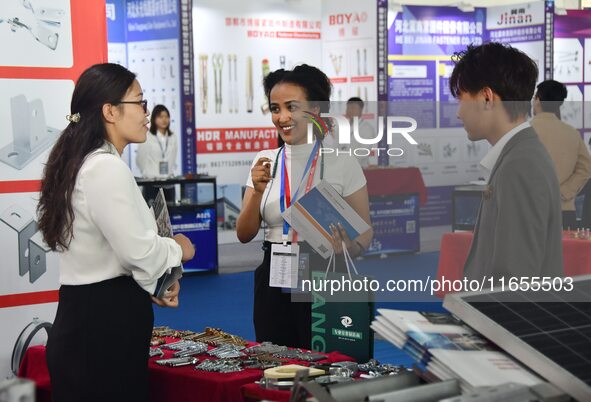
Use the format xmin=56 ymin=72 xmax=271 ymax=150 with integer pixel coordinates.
xmin=28 ymin=230 xmax=50 ymax=283
xmin=0 ymin=95 xmax=59 ymax=170
xmin=0 ymin=1 xmax=64 ymax=51
xmin=0 ymin=206 xmax=50 ymax=283
xmin=0 ymin=206 xmax=37 ymax=278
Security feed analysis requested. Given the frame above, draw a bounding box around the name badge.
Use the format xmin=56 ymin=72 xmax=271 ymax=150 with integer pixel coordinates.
xmin=159 ymin=161 xmax=169 ymax=176
xmin=270 ymin=243 xmax=300 ymax=289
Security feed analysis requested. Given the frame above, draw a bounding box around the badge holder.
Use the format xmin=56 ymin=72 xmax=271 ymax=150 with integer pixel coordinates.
xmin=159 ymin=161 xmax=170 ymax=176
xmin=269 ymin=241 xmax=300 ymax=290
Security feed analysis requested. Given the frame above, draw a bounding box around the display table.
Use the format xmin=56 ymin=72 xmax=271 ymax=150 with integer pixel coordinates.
xmin=436 ymin=231 xmax=591 ymax=297
xmin=364 ymin=167 xmax=427 ymax=204
xmin=18 ymin=343 xmax=353 ymax=402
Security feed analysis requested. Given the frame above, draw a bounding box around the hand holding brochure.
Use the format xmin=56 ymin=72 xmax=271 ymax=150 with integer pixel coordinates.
xmin=281 ymin=180 xmax=371 ymax=259
xmin=151 ymin=188 xmax=183 ymax=298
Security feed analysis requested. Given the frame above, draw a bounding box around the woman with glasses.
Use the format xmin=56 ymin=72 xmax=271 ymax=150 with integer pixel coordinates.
xmin=37 ymin=63 xmax=195 ymax=402
xmin=136 ymin=104 xmax=178 ymax=201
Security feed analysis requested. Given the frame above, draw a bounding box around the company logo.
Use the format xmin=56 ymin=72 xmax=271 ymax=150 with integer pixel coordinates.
xmin=340 ymin=316 xmax=353 ymax=328
xmin=497 ymin=8 xmax=533 ymax=26
xmin=307 ymin=114 xmax=418 ymax=158
xmin=329 ymin=13 xmax=368 ymax=26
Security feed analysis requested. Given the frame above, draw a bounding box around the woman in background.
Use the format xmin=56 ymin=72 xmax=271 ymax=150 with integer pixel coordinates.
xmin=136 ymin=104 xmax=178 ymax=201
xmin=37 ymin=63 xmax=194 ymax=402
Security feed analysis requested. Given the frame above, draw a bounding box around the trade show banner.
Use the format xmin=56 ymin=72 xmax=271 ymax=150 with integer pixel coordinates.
xmin=192 ymin=0 xmax=322 ymax=243
xmin=486 ymin=1 xmax=546 ymax=81
xmin=387 ymin=3 xmax=548 ymax=227
xmin=0 ymin=0 xmax=107 ymax=378
xmin=107 ymin=0 xmax=196 ymax=177
xmin=320 ymin=0 xmax=380 ymax=165
xmin=321 ymin=0 xmax=378 ymax=103
xmin=388 ymin=5 xmax=487 ymax=227
xmin=554 ymin=9 xmax=591 ymax=148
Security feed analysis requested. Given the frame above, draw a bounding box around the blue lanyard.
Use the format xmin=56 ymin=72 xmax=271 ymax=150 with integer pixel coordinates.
xmin=279 ymin=141 xmax=321 ymax=240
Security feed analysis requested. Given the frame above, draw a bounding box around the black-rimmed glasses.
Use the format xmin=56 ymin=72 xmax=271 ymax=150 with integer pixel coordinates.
xmin=114 ymin=99 xmax=148 ymax=113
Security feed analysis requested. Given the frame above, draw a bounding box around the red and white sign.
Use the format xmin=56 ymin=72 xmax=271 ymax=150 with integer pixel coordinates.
xmin=0 ymin=0 xmax=108 ymax=379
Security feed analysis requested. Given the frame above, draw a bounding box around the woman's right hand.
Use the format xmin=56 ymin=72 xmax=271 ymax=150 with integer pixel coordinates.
xmin=251 ymin=157 xmax=272 ymax=194
xmin=173 ymin=233 xmax=195 ymax=262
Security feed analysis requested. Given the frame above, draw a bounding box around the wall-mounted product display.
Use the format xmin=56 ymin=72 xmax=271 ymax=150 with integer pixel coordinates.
xmin=193 ymin=0 xmax=322 ymax=243
xmin=227 ymin=54 xmax=238 ymax=113
xmin=0 ymin=0 xmax=73 ymax=67
xmin=127 ymin=40 xmax=182 ymax=176
xmin=0 ymin=95 xmax=58 ymax=171
xmin=0 ymin=79 xmax=73 ymax=181
xmin=0 ymin=205 xmax=50 ymax=284
xmin=107 ymin=0 xmax=196 ymax=177
xmin=322 ymin=0 xmax=378 ymax=103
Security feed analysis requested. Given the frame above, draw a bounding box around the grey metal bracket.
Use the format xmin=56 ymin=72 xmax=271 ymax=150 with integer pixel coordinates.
xmin=0 ymin=95 xmax=59 ymax=170
xmin=0 ymin=206 xmax=50 ymax=283
xmin=0 ymin=206 xmax=37 ymax=277
xmin=28 ymin=230 xmax=50 ymax=283
xmin=22 ymin=0 xmax=65 ymax=27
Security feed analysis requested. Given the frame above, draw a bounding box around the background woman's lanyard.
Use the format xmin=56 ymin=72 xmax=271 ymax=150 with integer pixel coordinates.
xmin=157 ymin=133 xmax=169 ymax=159
xmin=279 ymin=141 xmax=322 ymax=244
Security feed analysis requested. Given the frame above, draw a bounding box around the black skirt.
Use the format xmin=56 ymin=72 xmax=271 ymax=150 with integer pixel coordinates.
xmin=46 ymin=276 xmax=153 ymax=402
xmin=253 ymin=241 xmax=344 ymax=349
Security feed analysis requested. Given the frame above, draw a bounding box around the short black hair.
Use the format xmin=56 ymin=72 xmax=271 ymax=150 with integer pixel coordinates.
xmin=536 ymin=80 xmax=567 ymax=118
xmin=450 ymin=42 xmax=538 ymax=121
xmin=347 ymin=97 xmax=364 ymax=109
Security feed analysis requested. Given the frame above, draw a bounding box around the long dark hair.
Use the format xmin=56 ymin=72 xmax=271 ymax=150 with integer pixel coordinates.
xmin=149 ymin=104 xmax=173 ymax=136
xmin=263 ymin=64 xmax=332 ymax=144
xmin=37 ymin=63 xmax=136 ymax=251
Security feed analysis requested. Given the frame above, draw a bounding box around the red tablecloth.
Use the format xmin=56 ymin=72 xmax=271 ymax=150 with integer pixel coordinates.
xmin=18 ymin=342 xmax=353 ymax=402
xmin=436 ymin=231 xmax=591 ymax=297
xmin=364 ymin=167 xmax=427 ymax=205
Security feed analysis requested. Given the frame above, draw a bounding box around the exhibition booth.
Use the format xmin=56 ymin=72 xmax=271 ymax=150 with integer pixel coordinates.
xmin=2 ymin=0 xmax=591 ymax=401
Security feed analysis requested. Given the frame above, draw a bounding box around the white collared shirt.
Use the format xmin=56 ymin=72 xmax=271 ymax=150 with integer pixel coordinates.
xmin=59 ymin=141 xmax=182 ymax=294
xmin=480 ymin=121 xmax=530 ymax=182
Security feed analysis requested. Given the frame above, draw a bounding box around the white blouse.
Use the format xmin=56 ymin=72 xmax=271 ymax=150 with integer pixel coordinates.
xmin=246 ymin=143 xmax=367 ymax=243
xmin=59 ymin=141 xmax=182 ymax=294
xmin=136 ymin=131 xmax=178 ymax=178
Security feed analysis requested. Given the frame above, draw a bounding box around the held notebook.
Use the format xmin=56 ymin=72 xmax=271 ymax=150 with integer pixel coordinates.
xmin=151 ymin=188 xmax=183 ymax=298
xmin=282 ymin=180 xmax=371 ymax=259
